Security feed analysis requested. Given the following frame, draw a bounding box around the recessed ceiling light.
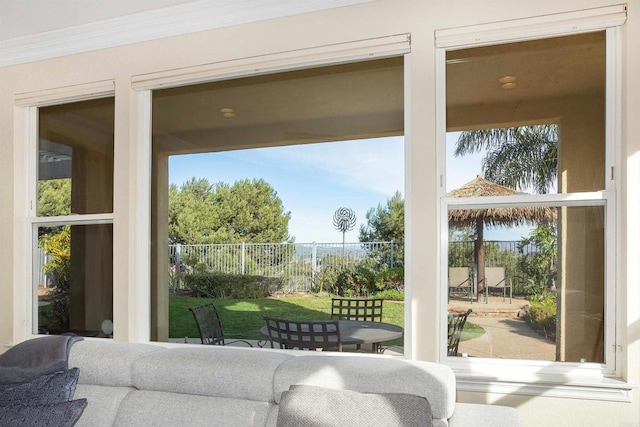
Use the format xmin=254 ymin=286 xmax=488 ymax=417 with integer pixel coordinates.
xmin=220 ymin=107 xmax=236 ymax=118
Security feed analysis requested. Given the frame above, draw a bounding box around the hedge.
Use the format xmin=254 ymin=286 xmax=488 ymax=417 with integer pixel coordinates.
xmin=183 ymin=272 xmax=284 ymax=299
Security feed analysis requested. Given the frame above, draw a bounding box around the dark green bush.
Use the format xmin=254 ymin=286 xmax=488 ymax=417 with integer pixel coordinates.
xmin=333 ymin=264 xmax=376 ymax=296
xmin=375 ymin=267 xmax=404 ymax=291
xmin=183 ymin=272 xmax=283 ymax=299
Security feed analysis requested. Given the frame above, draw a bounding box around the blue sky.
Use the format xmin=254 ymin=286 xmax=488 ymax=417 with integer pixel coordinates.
xmin=169 ymin=137 xmax=404 ymax=243
xmin=169 ymin=133 xmax=534 ymax=243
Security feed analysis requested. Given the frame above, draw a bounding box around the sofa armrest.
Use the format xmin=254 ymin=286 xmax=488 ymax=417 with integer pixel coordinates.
xmin=450 ymin=403 xmax=522 ymax=427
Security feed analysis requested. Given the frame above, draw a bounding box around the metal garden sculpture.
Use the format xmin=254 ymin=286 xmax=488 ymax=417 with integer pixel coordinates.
xmin=333 ymin=207 xmax=356 ymax=255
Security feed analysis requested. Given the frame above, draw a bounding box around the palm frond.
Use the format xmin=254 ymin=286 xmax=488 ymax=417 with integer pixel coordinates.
xmin=455 ymin=125 xmax=558 ymax=194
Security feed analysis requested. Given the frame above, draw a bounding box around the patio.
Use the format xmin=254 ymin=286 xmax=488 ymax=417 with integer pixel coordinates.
xmin=168 ymin=296 xmax=553 ymax=361
xmin=449 ymin=296 xmax=556 ymax=360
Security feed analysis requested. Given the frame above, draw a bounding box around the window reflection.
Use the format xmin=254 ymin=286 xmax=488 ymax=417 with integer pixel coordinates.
xmin=38 ymin=97 xmax=114 ymax=216
xmin=36 ymin=224 xmax=114 ymax=337
xmin=447 ymin=205 xmax=604 ymax=363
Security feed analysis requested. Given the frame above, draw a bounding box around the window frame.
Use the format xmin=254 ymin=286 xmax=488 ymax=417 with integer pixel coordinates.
xmin=132 ymin=34 xmax=412 ymax=345
xmin=14 ymin=81 xmax=115 ymax=341
xmin=435 ymin=7 xmax=628 ymax=400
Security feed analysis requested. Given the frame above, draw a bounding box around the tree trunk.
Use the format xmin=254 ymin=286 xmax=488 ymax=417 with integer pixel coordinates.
xmin=475 ymin=217 xmax=485 ymax=302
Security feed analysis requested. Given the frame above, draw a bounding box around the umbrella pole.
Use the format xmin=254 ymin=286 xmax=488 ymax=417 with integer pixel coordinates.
xmin=475 ymin=217 xmax=485 ymax=302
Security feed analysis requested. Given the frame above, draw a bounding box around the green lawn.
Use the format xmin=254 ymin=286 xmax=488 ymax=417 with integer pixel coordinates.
xmin=170 ymin=295 xmax=484 ymax=346
xmin=170 ymin=295 xmax=405 ymax=345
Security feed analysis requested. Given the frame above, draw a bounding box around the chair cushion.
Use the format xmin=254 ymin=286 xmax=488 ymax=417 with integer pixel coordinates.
xmin=276 ymin=385 xmax=432 ymax=427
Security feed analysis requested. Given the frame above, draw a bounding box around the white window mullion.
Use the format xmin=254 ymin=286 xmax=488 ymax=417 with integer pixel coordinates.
xmin=605 ymin=26 xmax=622 ymax=372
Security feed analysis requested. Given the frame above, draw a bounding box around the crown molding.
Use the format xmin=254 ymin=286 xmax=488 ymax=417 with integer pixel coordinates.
xmin=0 ymin=0 xmax=374 ymax=68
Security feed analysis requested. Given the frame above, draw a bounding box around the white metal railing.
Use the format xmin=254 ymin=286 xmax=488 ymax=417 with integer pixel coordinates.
xmin=169 ymin=241 xmax=403 ymax=292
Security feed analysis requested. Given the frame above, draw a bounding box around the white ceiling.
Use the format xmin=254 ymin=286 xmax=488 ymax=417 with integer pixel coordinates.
xmin=0 ymin=0 xmax=375 ymax=67
xmin=0 ymin=0 xmax=195 ymax=41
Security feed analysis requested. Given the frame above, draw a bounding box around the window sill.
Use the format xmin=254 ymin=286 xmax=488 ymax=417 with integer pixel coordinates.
xmin=450 ymin=362 xmax=636 ymax=402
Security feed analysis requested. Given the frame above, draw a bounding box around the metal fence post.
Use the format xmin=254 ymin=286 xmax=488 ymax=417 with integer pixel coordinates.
xmin=390 ymin=240 xmax=394 ymax=268
xmin=241 ymin=242 xmax=246 ymax=275
xmin=175 ymin=244 xmax=182 ymax=289
xmin=311 ymin=242 xmax=317 ymax=285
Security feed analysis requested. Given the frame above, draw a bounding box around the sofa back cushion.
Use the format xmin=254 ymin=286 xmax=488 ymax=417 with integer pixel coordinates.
xmin=69 ymin=341 xmax=161 ymax=387
xmin=132 ymin=347 xmax=292 ymax=403
xmin=272 ymin=354 xmax=456 ymax=422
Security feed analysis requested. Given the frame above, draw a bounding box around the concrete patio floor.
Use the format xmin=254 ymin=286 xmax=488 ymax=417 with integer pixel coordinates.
xmin=450 ymin=295 xmax=557 ymax=360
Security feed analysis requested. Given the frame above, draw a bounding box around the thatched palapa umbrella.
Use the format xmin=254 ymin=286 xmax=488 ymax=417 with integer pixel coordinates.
xmin=447 ymin=176 xmax=556 ymax=299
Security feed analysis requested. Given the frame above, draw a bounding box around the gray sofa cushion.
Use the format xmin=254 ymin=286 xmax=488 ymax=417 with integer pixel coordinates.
xmin=69 ymin=341 xmax=161 ymax=388
xmin=131 ymin=347 xmax=292 ymax=402
xmin=272 ymin=354 xmax=456 ymax=422
xmin=113 ymin=390 xmax=273 ymax=427
xmin=277 ymin=384 xmax=433 ymax=427
xmin=73 ymin=384 xmax=133 ymax=427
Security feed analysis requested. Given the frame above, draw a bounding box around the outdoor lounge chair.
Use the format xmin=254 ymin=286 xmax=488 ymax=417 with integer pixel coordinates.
xmin=483 ymin=267 xmax=512 ymax=303
xmin=447 ymin=309 xmax=472 ymax=356
xmin=263 ymin=317 xmax=342 ymax=351
xmin=448 ymin=267 xmax=473 ymax=303
xmin=331 ymin=297 xmax=383 ymax=352
xmin=189 ymin=303 xmax=253 ymax=346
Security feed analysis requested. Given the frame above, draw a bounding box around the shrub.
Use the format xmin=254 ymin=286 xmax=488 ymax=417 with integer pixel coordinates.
xmin=373 ymin=289 xmax=404 ymax=301
xmin=374 ymin=267 xmax=404 ymax=291
xmin=333 ymin=264 xmax=376 ymax=296
xmin=40 ymin=226 xmax=72 ymax=330
xmin=183 ymin=272 xmax=283 ymax=299
xmin=523 ymin=292 xmax=557 ymax=339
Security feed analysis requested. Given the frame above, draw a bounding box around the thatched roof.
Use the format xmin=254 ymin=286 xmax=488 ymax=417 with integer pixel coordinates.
xmin=447 ymin=176 xmax=557 ymax=227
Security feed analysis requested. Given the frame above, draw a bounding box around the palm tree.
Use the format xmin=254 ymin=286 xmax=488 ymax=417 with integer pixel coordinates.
xmin=455 ymin=125 xmax=558 ymax=194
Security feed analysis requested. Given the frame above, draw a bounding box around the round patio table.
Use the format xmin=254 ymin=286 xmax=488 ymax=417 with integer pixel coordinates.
xmin=260 ymin=320 xmax=403 ymax=352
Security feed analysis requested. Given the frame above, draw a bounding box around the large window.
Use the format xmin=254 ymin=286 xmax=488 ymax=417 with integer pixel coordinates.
xmin=33 ymin=97 xmax=114 ymax=338
xmin=443 ymin=31 xmax=614 ymax=369
xmin=148 ymin=58 xmax=405 ymax=342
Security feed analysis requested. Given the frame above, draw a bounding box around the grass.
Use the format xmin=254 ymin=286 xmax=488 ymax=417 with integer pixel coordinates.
xmin=460 ymin=321 xmax=485 ymax=341
xmin=170 ymin=294 xmax=405 ymax=345
xmin=170 ymin=294 xmax=484 ymax=346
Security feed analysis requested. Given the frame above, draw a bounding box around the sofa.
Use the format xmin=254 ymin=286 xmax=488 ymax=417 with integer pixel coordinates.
xmin=65 ymin=340 xmax=521 ymax=426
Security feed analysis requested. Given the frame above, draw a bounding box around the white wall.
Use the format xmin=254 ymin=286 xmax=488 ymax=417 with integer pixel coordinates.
xmin=1 ymin=1 xmax=638 ymax=425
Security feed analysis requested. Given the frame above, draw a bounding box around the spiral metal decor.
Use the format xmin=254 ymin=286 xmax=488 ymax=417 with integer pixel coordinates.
xmin=333 ymin=207 xmax=356 ymax=255
xmin=333 ymin=207 xmax=357 ymax=233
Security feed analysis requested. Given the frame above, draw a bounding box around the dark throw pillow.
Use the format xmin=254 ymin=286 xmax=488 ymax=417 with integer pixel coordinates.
xmin=277 ymin=384 xmax=433 ymax=427
xmin=0 ymin=399 xmax=87 ymax=427
xmin=0 ymin=368 xmax=80 ymax=406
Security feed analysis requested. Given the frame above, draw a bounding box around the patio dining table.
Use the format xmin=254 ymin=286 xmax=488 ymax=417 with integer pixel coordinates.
xmin=260 ymin=320 xmax=403 ymax=352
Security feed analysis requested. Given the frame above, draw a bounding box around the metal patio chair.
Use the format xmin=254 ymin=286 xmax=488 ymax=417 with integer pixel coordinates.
xmin=331 ymin=297 xmax=384 ymax=352
xmin=482 ymin=267 xmax=513 ymax=303
xmin=188 ymin=303 xmax=253 ymax=347
xmin=448 ymin=267 xmax=473 ymax=303
xmin=447 ymin=309 xmax=472 ymax=356
xmin=263 ymin=317 xmax=342 ymax=351
xmin=330 ymin=297 xmax=384 ymax=322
